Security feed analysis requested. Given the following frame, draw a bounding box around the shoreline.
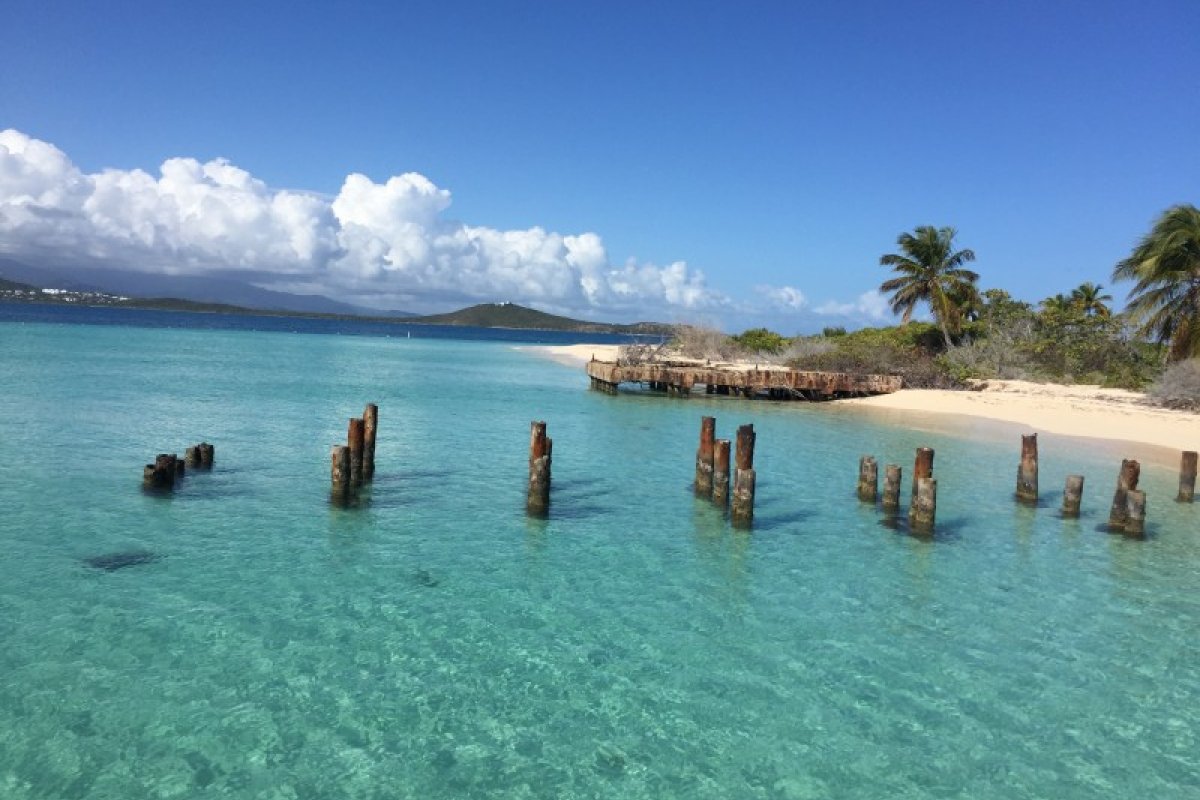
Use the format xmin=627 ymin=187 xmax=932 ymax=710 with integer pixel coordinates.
xmin=521 ymin=344 xmax=1199 ymax=466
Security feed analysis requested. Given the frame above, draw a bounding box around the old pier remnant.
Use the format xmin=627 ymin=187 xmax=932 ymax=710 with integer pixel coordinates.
xmin=198 ymin=442 xmax=214 ymax=469
xmin=912 ymin=447 xmax=934 ymax=505
xmin=348 ymin=417 xmax=365 ymax=487
xmin=1016 ymin=433 xmax=1038 ymax=504
xmin=1107 ymin=459 xmax=1141 ymax=530
xmin=731 ymin=424 xmax=757 ymax=528
xmin=1124 ymin=490 xmax=1147 ymax=537
xmin=1179 ymin=451 xmax=1197 ymax=503
xmin=857 ymin=456 xmax=878 ymax=503
xmin=141 ymin=442 xmax=213 ymax=491
xmin=330 ymin=445 xmax=351 ymax=505
xmin=695 ymin=416 xmax=716 ymax=496
xmin=881 ymin=464 xmax=902 ymax=514
xmin=1062 ymin=475 xmax=1085 ymax=518
xmin=910 ymin=477 xmax=938 ymax=535
xmin=363 ymin=403 xmax=379 ymax=482
xmin=712 ymin=439 xmax=731 ymax=506
xmin=527 ymin=421 xmax=552 ymax=517
xmin=585 ymin=360 xmax=900 ymax=400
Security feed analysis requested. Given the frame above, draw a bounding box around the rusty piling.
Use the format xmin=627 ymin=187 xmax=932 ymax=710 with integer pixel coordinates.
xmin=912 ymin=447 xmax=934 ymax=505
xmin=198 ymin=442 xmax=214 ymax=469
xmin=1108 ymin=459 xmax=1141 ymax=530
xmin=331 ymin=445 xmax=351 ymax=504
xmin=527 ymin=421 xmax=552 ymax=517
xmin=910 ymin=477 xmax=937 ymax=535
xmin=857 ymin=455 xmax=878 ymax=503
xmin=1124 ymin=490 xmax=1147 ymax=537
xmin=882 ymin=464 xmax=902 ymax=514
xmin=712 ymin=439 xmax=731 ymax=506
xmin=731 ymin=468 xmax=756 ymax=529
xmin=1179 ymin=451 xmax=1197 ymax=503
xmin=363 ymin=403 xmax=378 ymax=482
xmin=1062 ymin=475 xmax=1084 ymax=518
xmin=347 ymin=418 xmax=365 ymax=487
xmin=185 ymin=446 xmax=201 ymax=468
xmin=695 ymin=416 xmax=716 ymax=496
xmin=1016 ymin=433 xmax=1038 ymax=504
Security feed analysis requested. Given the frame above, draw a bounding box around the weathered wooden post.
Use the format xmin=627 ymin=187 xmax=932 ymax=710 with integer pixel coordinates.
xmin=185 ymin=446 xmax=201 ymax=468
xmin=695 ymin=416 xmax=716 ymax=496
xmin=731 ymin=468 xmax=756 ymax=529
xmin=527 ymin=421 xmax=552 ymax=517
xmin=330 ymin=445 xmax=351 ymax=504
xmin=882 ymin=464 xmax=902 ymax=513
xmin=1108 ymin=459 xmax=1141 ymax=529
xmin=1124 ymin=490 xmax=1147 ymax=537
xmin=347 ymin=418 xmax=365 ymax=487
xmin=1062 ymin=475 xmax=1084 ymax=518
xmin=732 ymin=424 xmax=757 ymax=525
xmin=712 ymin=439 xmax=731 ymax=506
xmin=363 ymin=403 xmax=378 ymax=482
xmin=198 ymin=442 xmax=214 ymax=469
xmin=1016 ymin=433 xmax=1038 ymax=504
xmin=857 ymin=455 xmax=878 ymax=502
xmin=174 ymin=457 xmax=185 ymax=479
xmin=1179 ymin=451 xmax=1197 ymax=503
xmin=910 ymin=477 xmax=937 ymax=535
xmin=912 ymin=447 xmax=934 ymax=504
xmin=142 ymin=453 xmax=177 ymax=490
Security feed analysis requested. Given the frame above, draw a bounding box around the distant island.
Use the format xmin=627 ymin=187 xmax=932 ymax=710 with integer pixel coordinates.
xmin=0 ymin=276 xmax=673 ymax=336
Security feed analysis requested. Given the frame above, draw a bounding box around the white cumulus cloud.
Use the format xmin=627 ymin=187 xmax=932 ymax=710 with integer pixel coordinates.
xmin=754 ymin=284 xmax=808 ymax=310
xmin=815 ymin=290 xmax=891 ymax=321
xmin=0 ymin=129 xmax=726 ymax=316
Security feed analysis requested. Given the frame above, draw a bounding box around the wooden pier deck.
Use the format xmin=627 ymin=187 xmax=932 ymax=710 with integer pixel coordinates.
xmin=586 ymin=359 xmax=901 ymax=400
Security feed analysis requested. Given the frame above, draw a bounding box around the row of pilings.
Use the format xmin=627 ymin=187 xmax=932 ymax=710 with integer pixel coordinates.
xmin=694 ymin=416 xmax=756 ymax=528
xmin=330 ymin=403 xmax=378 ymax=505
xmin=142 ymin=442 xmax=213 ymax=491
xmin=856 ymin=432 xmax=1198 ymax=538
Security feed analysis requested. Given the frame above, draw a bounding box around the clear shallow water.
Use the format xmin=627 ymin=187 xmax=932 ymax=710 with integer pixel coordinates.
xmin=1 ymin=314 xmax=1199 ymax=799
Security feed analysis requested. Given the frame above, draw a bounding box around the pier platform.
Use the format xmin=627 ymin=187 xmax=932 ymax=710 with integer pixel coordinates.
xmin=585 ymin=359 xmax=901 ymax=400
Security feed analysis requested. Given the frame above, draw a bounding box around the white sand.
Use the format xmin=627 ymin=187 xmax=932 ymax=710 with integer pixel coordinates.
xmin=522 ymin=346 xmax=1199 ymax=465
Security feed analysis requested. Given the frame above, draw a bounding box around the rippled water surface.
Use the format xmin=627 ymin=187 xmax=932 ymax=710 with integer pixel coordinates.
xmin=1 ymin=313 xmax=1198 ymax=799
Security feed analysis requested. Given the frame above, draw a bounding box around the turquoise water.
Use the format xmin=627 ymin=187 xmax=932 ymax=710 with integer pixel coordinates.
xmin=2 ymin=316 xmax=1199 ymax=799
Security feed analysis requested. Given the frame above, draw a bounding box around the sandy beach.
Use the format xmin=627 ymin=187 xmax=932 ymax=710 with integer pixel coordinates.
xmin=523 ymin=344 xmax=1199 ymax=463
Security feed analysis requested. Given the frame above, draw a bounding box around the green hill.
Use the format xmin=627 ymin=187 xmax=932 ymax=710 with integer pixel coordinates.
xmin=409 ymin=303 xmax=671 ymax=335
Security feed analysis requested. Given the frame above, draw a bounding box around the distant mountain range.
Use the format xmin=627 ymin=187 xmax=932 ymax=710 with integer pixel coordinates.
xmin=0 ymin=261 xmax=673 ymax=335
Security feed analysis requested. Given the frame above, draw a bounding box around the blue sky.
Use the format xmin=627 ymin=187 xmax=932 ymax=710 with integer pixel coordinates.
xmin=1 ymin=0 xmax=1197 ymax=329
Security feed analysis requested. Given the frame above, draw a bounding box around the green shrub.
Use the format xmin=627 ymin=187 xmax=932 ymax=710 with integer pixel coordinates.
xmin=730 ymin=327 xmax=788 ymax=354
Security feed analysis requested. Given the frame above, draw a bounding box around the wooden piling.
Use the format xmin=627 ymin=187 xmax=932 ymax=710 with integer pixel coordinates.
xmin=527 ymin=421 xmax=551 ymax=517
xmin=882 ymin=464 xmax=902 ymax=513
xmin=1062 ymin=475 xmax=1084 ymax=518
xmin=735 ymin=424 xmax=756 ymax=472
xmin=857 ymin=456 xmax=878 ymax=503
xmin=1016 ymin=433 xmax=1038 ymax=504
xmin=1124 ymin=489 xmax=1147 ymax=537
xmin=330 ymin=445 xmax=351 ymax=503
xmin=910 ymin=477 xmax=937 ymax=535
xmin=695 ymin=416 xmax=716 ymax=496
xmin=912 ymin=447 xmax=934 ymax=504
xmin=147 ymin=453 xmax=176 ymax=490
xmin=174 ymin=457 xmax=185 ymax=479
xmin=198 ymin=442 xmax=214 ymax=469
xmin=363 ymin=403 xmax=378 ymax=482
xmin=185 ymin=446 xmax=201 ymax=468
xmin=1108 ymin=459 xmax=1141 ymax=529
xmin=712 ymin=439 xmax=731 ymax=506
xmin=731 ymin=468 xmax=756 ymax=529
xmin=1179 ymin=451 xmax=1197 ymax=502
xmin=347 ymin=418 xmax=365 ymax=487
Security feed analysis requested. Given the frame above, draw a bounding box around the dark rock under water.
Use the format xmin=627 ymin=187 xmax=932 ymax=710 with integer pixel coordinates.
xmin=83 ymin=550 xmax=162 ymax=572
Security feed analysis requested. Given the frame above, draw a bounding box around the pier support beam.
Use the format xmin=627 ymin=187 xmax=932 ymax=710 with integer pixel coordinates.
xmin=713 ymin=439 xmax=731 ymax=506
xmin=857 ymin=456 xmax=878 ymax=503
xmin=1179 ymin=451 xmax=1197 ymax=503
xmin=198 ymin=442 xmax=214 ymax=469
xmin=695 ymin=416 xmax=715 ymax=496
xmin=363 ymin=403 xmax=378 ymax=482
xmin=1062 ymin=475 xmax=1084 ymax=518
xmin=882 ymin=465 xmax=902 ymax=514
xmin=1108 ymin=459 xmax=1141 ymax=530
xmin=527 ymin=421 xmax=552 ymax=517
xmin=331 ymin=445 xmax=351 ymax=505
xmin=1016 ymin=433 xmax=1038 ymax=504
xmin=911 ymin=447 xmax=934 ymax=505
xmin=910 ymin=477 xmax=937 ymax=535
xmin=731 ymin=468 xmax=756 ymax=529
xmin=348 ymin=418 xmax=365 ymax=487
xmin=1124 ymin=490 xmax=1147 ymax=537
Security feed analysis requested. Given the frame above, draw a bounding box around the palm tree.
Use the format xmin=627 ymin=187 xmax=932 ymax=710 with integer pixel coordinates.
xmin=1070 ymin=282 xmax=1113 ymax=317
xmin=1113 ymin=204 xmax=1200 ymax=360
xmin=879 ymin=225 xmax=979 ymax=347
xmin=1040 ymin=293 xmax=1075 ymax=313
